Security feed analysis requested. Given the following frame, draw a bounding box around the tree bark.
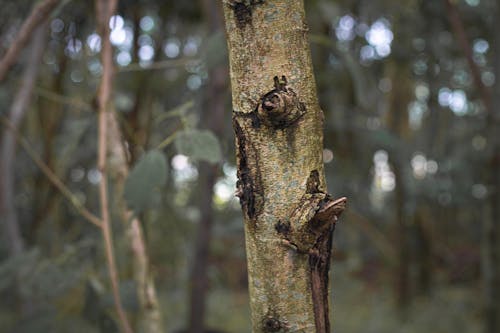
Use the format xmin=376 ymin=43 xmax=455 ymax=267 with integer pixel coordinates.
xmin=222 ymin=1 xmax=346 ymax=331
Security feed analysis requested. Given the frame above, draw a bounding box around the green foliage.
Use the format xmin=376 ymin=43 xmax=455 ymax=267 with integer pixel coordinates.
xmin=124 ymin=149 xmax=168 ymax=213
xmin=174 ymin=129 xmax=222 ymax=164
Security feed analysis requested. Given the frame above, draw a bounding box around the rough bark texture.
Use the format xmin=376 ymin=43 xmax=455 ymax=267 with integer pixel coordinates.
xmin=222 ymin=1 xmax=346 ymax=331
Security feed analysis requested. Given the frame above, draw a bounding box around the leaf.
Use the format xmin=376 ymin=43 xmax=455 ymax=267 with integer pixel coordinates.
xmin=124 ymin=150 xmax=168 ymax=213
xmin=174 ymin=129 xmax=222 ymax=164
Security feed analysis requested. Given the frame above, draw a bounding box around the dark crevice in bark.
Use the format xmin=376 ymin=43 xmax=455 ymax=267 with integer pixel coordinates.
xmin=304 ymin=177 xmax=345 ymax=331
xmin=229 ymin=0 xmax=264 ymax=30
xmin=261 ymin=309 xmax=289 ymax=333
xmin=233 ymin=117 xmax=263 ymax=221
xmin=261 ymin=316 xmax=285 ymax=332
xmin=306 ymin=170 xmax=321 ymax=194
xmin=274 ymin=172 xmax=345 ymax=331
xmin=309 ymin=227 xmax=334 ymax=333
xmin=233 ymin=109 xmax=261 ymax=128
xmin=275 ymin=220 xmax=291 ymax=236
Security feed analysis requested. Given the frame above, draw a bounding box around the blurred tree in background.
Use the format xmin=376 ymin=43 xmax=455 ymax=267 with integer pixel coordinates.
xmin=0 ymin=0 xmax=498 ymax=332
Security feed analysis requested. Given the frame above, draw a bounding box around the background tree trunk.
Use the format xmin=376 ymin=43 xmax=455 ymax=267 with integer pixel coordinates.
xmin=385 ymin=58 xmax=413 ymax=314
xmin=187 ymin=1 xmax=227 ymax=332
xmin=0 ymin=25 xmax=46 ymax=258
xmin=222 ymin=1 xmax=345 ymax=331
xmin=0 ymin=24 xmax=47 ymax=316
xmin=484 ymin=1 xmax=500 ymax=331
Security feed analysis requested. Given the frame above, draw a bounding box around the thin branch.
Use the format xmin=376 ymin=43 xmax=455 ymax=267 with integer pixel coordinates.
xmin=153 ymin=100 xmax=194 ymax=125
xmin=117 ymin=58 xmax=200 ymax=73
xmin=156 ymin=128 xmax=181 ymax=150
xmin=95 ymin=1 xmax=133 ymax=333
xmin=0 ymin=0 xmax=61 ymax=82
xmin=33 ymin=86 xmax=93 ymax=112
xmin=0 ymin=117 xmax=102 ymax=228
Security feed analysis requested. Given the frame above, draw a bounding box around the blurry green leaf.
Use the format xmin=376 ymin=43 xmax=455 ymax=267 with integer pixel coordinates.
xmin=174 ymin=129 xmax=222 ymax=164
xmin=124 ymin=150 xmax=168 ymax=213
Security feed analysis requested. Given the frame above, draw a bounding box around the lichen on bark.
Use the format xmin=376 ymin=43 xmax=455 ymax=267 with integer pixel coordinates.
xmin=222 ymin=1 xmax=346 ymax=331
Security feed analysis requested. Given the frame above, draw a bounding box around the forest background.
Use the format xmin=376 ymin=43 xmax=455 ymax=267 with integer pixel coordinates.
xmin=0 ymin=0 xmax=498 ymax=332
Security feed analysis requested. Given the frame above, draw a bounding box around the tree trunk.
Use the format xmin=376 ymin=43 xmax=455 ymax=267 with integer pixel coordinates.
xmin=484 ymin=1 xmax=500 ymax=331
xmin=414 ymin=208 xmax=432 ymax=295
xmin=0 ymin=24 xmax=47 ymax=316
xmin=188 ymin=162 xmax=217 ymax=333
xmin=392 ymin=162 xmax=410 ymax=313
xmin=384 ymin=57 xmax=412 ymax=314
xmin=188 ymin=1 xmax=227 ymax=332
xmin=222 ymin=1 xmax=346 ymax=331
xmin=0 ymin=25 xmax=47 ymax=257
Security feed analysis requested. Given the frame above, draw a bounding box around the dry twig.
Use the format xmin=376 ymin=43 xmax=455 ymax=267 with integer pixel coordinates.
xmin=0 ymin=0 xmax=61 ymax=82
xmin=0 ymin=117 xmax=102 ymax=227
xmin=95 ymin=0 xmax=134 ymax=332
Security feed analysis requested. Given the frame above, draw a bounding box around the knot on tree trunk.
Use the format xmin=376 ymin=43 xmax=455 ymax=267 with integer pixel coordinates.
xmin=257 ymin=75 xmax=306 ymax=129
xmin=274 ymin=170 xmax=347 ymax=253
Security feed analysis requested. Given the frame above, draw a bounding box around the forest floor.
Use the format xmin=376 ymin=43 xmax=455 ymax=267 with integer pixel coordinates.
xmin=163 ymin=261 xmax=482 ymax=333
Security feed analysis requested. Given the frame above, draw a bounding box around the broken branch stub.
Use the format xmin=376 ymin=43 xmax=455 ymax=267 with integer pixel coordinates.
xmin=280 ymin=170 xmax=347 ymax=253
